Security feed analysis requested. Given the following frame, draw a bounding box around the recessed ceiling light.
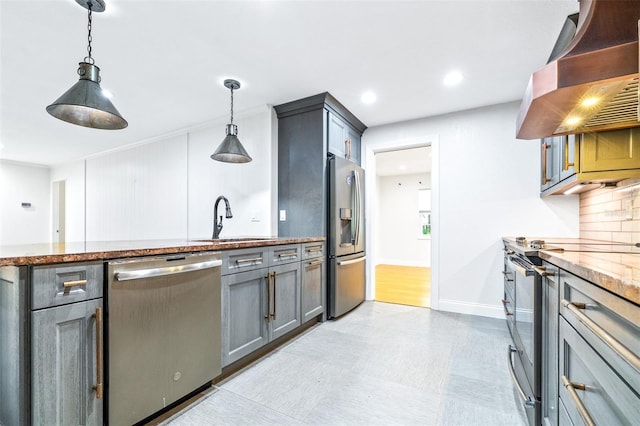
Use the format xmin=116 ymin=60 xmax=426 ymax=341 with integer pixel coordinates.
xmin=443 ymin=71 xmax=463 ymax=87
xmin=361 ymin=91 xmax=376 ymax=104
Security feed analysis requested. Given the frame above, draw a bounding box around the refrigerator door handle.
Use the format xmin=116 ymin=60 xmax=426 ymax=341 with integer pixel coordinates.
xmin=337 ymin=256 xmax=367 ymax=266
xmin=353 ymin=170 xmax=361 ymax=247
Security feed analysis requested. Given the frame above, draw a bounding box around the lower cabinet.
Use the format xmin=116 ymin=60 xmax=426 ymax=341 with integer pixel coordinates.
xmin=30 ymin=261 xmax=104 ymax=426
xmin=301 ymin=242 xmax=325 ymax=323
xmin=221 ymin=245 xmax=303 ymax=367
xmin=541 ymin=262 xmax=559 ymax=426
xmin=31 ymin=299 xmax=103 ymax=425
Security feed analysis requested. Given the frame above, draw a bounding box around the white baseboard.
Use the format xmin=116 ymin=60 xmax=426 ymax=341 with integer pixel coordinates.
xmin=437 ymin=299 xmax=505 ymax=319
xmin=376 ymin=258 xmax=430 ymax=268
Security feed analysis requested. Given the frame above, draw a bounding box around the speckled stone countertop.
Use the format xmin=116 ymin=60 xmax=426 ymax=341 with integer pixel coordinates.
xmin=0 ymin=237 xmax=324 ymax=267
xmin=503 ymin=237 xmax=640 ymax=305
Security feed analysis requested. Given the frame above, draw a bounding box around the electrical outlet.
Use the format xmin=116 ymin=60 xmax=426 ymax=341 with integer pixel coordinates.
xmin=279 ymin=210 xmax=287 ymax=221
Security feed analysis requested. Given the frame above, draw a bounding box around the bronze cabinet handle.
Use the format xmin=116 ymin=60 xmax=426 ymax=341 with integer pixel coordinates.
xmin=277 ymin=252 xmax=297 ymax=258
xmin=271 ymin=272 xmax=277 ymax=321
xmin=561 ymin=376 xmax=594 ymax=426
xmin=308 ymin=260 xmax=323 ymax=266
xmin=264 ymin=273 xmax=271 ymax=321
xmin=93 ymin=307 xmax=103 ymax=399
xmin=63 ymin=279 xmax=87 ymax=288
xmin=541 ymin=142 xmax=551 ymax=184
xmin=501 ymin=299 xmax=513 ymax=316
xmin=564 ymin=136 xmax=575 ymax=170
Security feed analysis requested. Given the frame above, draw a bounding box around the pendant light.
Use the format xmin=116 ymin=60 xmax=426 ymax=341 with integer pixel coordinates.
xmin=211 ymin=79 xmax=252 ymax=163
xmin=46 ymin=0 xmax=127 ymax=130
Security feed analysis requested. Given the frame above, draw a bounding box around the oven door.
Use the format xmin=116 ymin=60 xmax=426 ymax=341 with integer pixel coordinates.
xmin=506 ymin=254 xmax=542 ymax=426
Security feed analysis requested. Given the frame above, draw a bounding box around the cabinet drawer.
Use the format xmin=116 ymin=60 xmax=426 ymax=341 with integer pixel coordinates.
xmin=559 ymin=271 xmax=639 ymax=392
xmin=302 ymin=242 xmax=325 ymax=260
xmin=222 ymin=247 xmax=269 ymax=275
xmin=32 ymin=262 xmax=103 ymax=310
xmin=559 ymin=318 xmax=640 ymax=425
xmin=269 ymin=244 xmax=301 ymax=266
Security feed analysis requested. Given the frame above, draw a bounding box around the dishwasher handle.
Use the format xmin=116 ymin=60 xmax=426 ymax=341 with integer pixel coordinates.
xmin=114 ymin=259 xmax=222 ymax=281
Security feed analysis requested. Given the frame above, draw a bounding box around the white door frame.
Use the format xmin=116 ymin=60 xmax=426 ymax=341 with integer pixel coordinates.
xmin=363 ymin=135 xmax=440 ymax=310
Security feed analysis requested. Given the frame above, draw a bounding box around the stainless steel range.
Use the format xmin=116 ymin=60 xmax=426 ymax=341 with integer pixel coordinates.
xmin=503 ymin=238 xmax=546 ymax=426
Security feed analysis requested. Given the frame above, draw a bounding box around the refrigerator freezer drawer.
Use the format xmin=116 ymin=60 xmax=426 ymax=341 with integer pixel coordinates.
xmin=329 ymin=255 xmax=366 ymax=318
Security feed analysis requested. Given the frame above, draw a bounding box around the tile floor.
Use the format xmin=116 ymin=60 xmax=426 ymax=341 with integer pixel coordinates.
xmin=163 ymin=302 xmax=526 ymax=426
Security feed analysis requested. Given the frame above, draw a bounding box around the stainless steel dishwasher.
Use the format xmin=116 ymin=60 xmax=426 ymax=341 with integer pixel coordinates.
xmin=107 ymin=252 xmax=222 ymax=426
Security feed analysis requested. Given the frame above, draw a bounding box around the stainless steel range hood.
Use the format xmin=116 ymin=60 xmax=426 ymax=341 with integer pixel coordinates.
xmin=516 ymin=0 xmax=640 ymax=140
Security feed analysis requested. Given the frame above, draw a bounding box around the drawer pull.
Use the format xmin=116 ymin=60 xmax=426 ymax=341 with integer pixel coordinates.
xmin=561 ymin=299 xmax=640 ymax=371
xmin=63 ymin=279 xmax=87 ymax=288
xmin=277 ymin=252 xmax=297 ymax=258
xmin=561 ymin=376 xmax=594 ymax=426
xmin=534 ymin=266 xmax=553 ymax=277
xmin=308 ymin=260 xmax=323 ymax=266
xmin=236 ymin=257 xmax=263 ymax=264
xmin=306 ymin=247 xmax=322 ymax=253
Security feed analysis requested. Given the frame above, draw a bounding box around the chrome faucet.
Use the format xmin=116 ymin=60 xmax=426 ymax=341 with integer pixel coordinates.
xmin=212 ymin=196 xmax=233 ymax=239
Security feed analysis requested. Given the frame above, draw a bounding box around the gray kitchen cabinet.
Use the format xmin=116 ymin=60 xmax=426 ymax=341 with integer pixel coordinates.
xmin=541 ymin=262 xmax=559 ymax=426
xmin=30 ymin=261 xmax=104 ymax=426
xmin=221 ymin=244 xmax=302 ymax=367
xmin=222 ymin=267 xmax=270 ymax=366
xmin=301 ymin=242 xmax=326 ymax=323
xmin=275 ymin=92 xmax=366 ymax=238
xmin=328 ymin=110 xmax=362 ymax=164
xmin=541 ymin=135 xmax=571 ymax=194
xmin=32 ymin=299 xmax=103 ymax=425
xmin=555 ymin=265 xmax=639 ymax=425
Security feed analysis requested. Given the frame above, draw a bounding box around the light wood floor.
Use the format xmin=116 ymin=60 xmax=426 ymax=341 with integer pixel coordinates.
xmin=375 ymin=264 xmax=431 ymax=308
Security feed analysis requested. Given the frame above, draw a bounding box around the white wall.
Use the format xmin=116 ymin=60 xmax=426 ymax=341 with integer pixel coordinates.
xmin=376 ymin=173 xmax=431 ymax=267
xmin=0 ymin=161 xmax=50 ymax=245
xmin=363 ymin=101 xmax=579 ymax=318
xmin=45 ymin=106 xmax=276 ymax=243
xmin=187 ymin=107 xmax=274 ymax=239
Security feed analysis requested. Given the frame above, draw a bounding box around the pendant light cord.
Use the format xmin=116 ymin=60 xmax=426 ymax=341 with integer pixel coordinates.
xmin=84 ymin=2 xmax=95 ymax=64
xmin=230 ymin=86 xmax=234 ymax=125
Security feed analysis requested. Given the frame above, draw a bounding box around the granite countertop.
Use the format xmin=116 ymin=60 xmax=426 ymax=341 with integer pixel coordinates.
xmin=503 ymin=237 xmax=640 ymax=305
xmin=0 ymin=237 xmax=325 ymax=267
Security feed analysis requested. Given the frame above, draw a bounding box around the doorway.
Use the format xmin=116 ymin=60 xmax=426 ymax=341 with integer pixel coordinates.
xmin=52 ymin=180 xmax=66 ymax=243
xmin=373 ymin=147 xmax=431 ymax=308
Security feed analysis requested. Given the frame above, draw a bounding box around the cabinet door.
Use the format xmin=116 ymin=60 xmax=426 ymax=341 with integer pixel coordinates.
xmin=580 ymin=127 xmax=640 ymax=172
xmin=328 ymin=111 xmax=347 ymax=159
xmin=541 ymin=136 xmax=561 ymax=191
xmin=32 ymin=299 xmax=103 ymax=426
xmin=222 ymin=268 xmax=269 ymax=367
xmin=559 ymin=134 xmax=576 ymax=181
xmin=346 ymin=126 xmax=362 ymax=165
xmin=301 ymin=257 xmax=325 ymax=323
xmin=269 ymin=262 xmax=301 ymax=340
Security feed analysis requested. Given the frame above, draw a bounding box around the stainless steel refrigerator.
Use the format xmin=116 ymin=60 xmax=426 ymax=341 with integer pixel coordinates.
xmin=328 ymin=155 xmax=366 ymax=318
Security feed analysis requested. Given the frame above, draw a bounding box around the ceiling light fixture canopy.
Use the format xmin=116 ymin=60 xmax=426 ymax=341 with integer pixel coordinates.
xmin=46 ymin=0 xmax=127 ymax=130
xmin=211 ymin=79 xmax=252 ymax=163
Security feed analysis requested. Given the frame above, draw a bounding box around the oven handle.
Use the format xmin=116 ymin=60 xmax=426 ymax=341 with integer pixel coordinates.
xmin=507 ymin=345 xmax=536 ymax=408
xmin=506 ymin=256 xmax=535 ymax=277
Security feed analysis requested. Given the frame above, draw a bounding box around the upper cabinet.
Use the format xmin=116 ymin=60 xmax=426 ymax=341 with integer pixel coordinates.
xmin=275 ymin=93 xmax=366 ymax=237
xmin=540 ymin=128 xmax=640 ymax=196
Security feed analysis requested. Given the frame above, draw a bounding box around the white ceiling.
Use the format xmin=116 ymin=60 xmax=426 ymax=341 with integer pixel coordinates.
xmin=0 ymin=0 xmax=579 ymax=167
xmin=376 ymin=146 xmax=431 ymax=176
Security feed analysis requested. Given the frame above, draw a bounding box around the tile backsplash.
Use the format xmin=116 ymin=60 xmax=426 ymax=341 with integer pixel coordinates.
xmin=580 ymin=186 xmax=640 ymax=243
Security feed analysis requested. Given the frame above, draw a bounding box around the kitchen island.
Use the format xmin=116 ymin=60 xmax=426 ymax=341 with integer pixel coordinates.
xmin=0 ymin=236 xmax=324 ymax=426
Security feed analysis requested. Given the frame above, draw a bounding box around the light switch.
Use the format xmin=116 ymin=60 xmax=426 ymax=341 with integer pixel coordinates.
xmin=279 ymin=210 xmax=286 ymax=221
